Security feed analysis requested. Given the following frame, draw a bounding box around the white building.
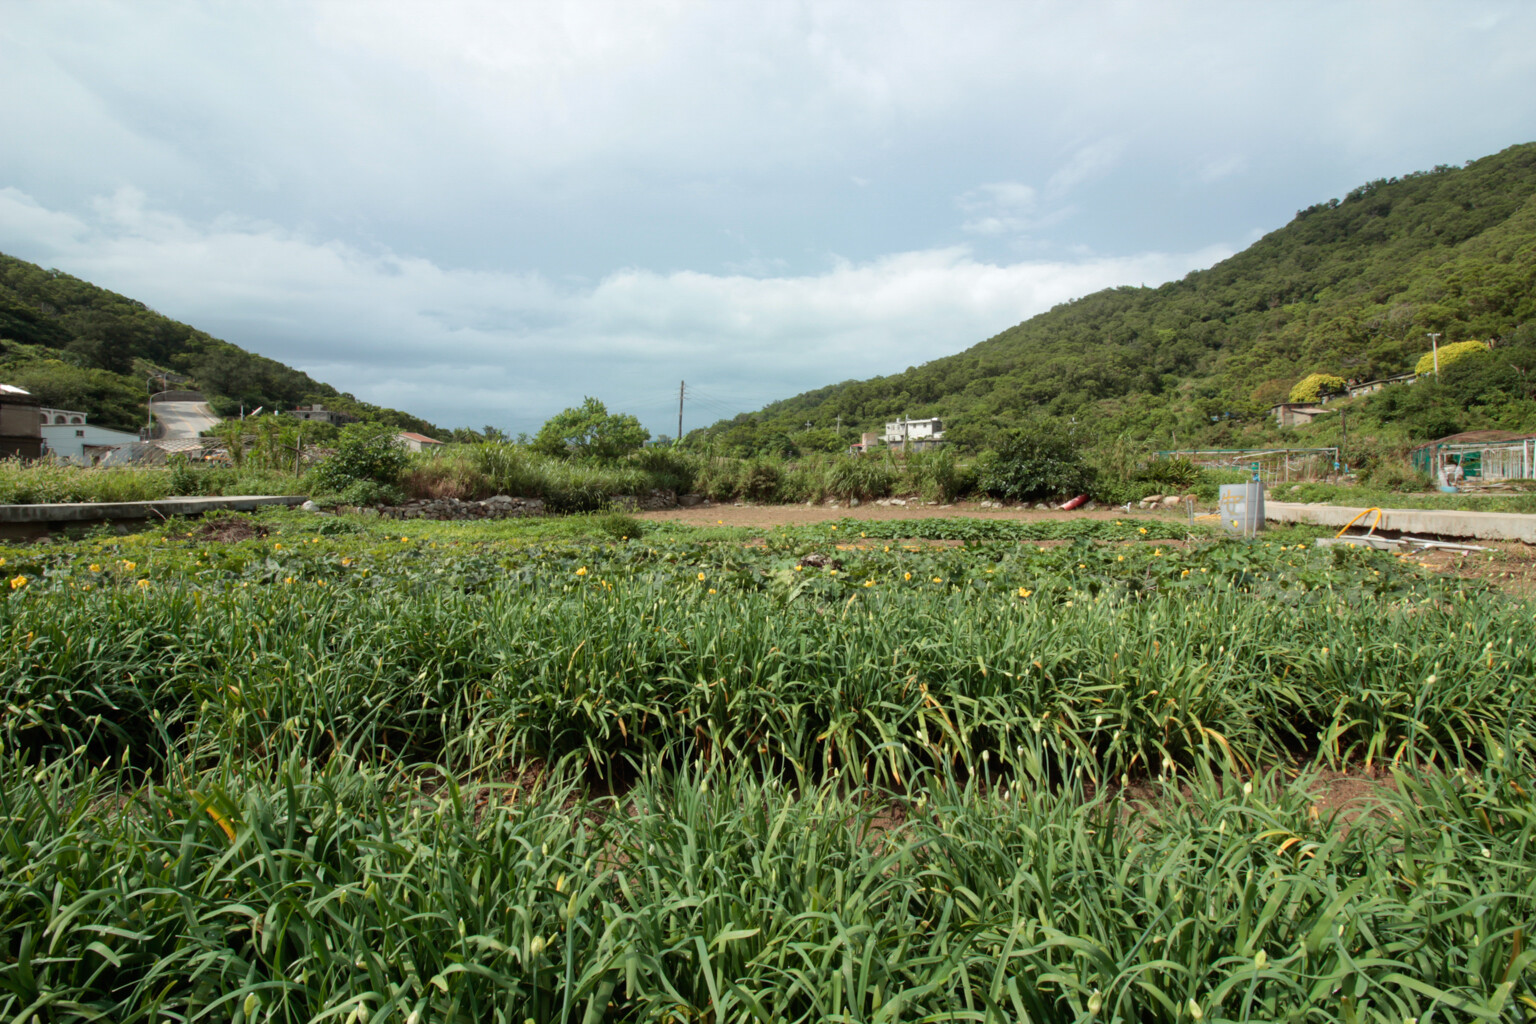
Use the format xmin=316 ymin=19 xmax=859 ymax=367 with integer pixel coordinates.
xmin=39 ymin=409 xmax=141 ymax=464
xmin=883 ymin=416 xmax=945 ymax=449
xmin=40 ymin=406 xmax=88 ymax=426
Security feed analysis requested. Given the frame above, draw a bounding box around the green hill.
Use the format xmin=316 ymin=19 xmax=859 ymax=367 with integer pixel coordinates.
xmin=0 ymin=254 xmax=440 ymax=436
xmin=700 ymin=142 xmax=1536 ymax=455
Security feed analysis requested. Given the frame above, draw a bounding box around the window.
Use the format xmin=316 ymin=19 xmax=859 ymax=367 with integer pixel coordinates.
xmin=54 ymin=415 xmax=67 ymax=424
xmin=76 ymin=429 xmax=86 ymax=437
xmin=71 ymin=417 xmax=83 ymax=424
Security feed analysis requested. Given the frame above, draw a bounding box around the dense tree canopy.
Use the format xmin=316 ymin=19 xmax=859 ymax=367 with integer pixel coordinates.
xmin=532 ymin=397 xmax=649 ymax=461
xmin=692 ymin=142 xmax=1536 ymax=454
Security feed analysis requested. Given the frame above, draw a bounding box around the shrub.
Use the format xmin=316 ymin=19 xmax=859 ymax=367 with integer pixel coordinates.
xmin=310 ymin=423 xmax=409 ymax=493
xmin=1415 ymin=339 xmax=1489 ymax=377
xmin=977 ymin=428 xmax=1094 ymax=502
xmin=741 ymin=459 xmax=782 ymax=502
xmin=1288 ymin=373 xmax=1347 ymax=403
xmin=592 ymin=510 xmax=644 ymax=539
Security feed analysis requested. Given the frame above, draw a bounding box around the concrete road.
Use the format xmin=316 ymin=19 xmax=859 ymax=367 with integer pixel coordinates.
xmin=152 ymin=400 xmax=221 ymax=439
xmin=1266 ymin=501 xmax=1536 ymax=543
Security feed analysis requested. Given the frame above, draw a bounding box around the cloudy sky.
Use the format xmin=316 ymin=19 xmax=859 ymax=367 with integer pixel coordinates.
xmin=3 ymin=1 xmax=1535 ymax=435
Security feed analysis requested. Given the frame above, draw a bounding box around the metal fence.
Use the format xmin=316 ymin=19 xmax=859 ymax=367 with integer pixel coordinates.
xmin=1412 ymin=437 xmax=1536 ymax=483
xmin=1157 ymin=448 xmax=1343 ymax=486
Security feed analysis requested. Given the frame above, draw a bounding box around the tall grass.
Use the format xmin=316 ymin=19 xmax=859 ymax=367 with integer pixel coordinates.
xmin=0 ymin=458 xmax=303 ymax=503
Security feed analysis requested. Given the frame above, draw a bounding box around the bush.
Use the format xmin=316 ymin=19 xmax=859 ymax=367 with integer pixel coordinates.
xmin=741 ymin=459 xmax=782 ymax=502
xmin=1289 ymin=373 xmax=1347 ymax=403
xmin=977 ymin=428 xmax=1093 ymax=502
xmin=310 ymin=423 xmax=409 ymax=492
xmin=1415 ymin=339 xmax=1489 ymax=377
xmin=592 ymin=510 xmax=644 ymax=540
xmin=337 ymin=479 xmax=405 ymax=507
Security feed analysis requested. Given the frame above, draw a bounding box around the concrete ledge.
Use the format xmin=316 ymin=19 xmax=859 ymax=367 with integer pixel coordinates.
xmin=0 ymin=495 xmax=308 ymax=525
xmin=1266 ymin=501 xmax=1536 ymax=543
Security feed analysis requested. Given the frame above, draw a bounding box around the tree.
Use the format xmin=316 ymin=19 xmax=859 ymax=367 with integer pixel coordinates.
xmin=1415 ymin=339 xmax=1489 ymax=376
xmin=1288 ymin=373 xmax=1347 ymax=403
xmin=310 ymin=421 xmax=409 ymax=490
xmin=531 ymin=397 xmax=648 ymax=461
xmin=976 ymin=425 xmax=1094 ymax=501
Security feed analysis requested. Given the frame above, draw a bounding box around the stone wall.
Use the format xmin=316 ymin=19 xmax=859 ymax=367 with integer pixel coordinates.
xmin=377 ymin=495 xmax=546 ymax=520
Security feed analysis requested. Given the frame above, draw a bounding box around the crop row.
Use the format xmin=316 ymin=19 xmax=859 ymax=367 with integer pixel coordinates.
xmin=3 ymin=536 xmax=1526 ymax=782
xmin=2 ymin=749 xmax=1533 ymax=1023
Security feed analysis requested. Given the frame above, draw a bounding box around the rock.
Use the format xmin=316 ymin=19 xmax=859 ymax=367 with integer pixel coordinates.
xmin=849 ymin=497 xmax=860 ymax=507
xmin=679 ymin=493 xmax=704 ymax=508
xmin=300 ymin=499 xmax=320 ymax=512
xmin=890 ymin=498 xmax=906 ymax=507
xmin=1082 ymin=501 xmax=1097 ymax=511
xmin=1161 ymin=495 xmax=1182 ymax=507
xmin=1144 ymin=494 xmax=1164 ymax=504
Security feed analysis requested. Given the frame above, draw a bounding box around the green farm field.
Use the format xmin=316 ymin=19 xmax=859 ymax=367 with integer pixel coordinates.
xmin=2 ymin=508 xmax=1534 ymax=1022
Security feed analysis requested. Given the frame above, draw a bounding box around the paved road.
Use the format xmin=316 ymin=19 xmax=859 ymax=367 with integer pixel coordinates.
xmin=152 ymin=400 xmax=221 ymax=439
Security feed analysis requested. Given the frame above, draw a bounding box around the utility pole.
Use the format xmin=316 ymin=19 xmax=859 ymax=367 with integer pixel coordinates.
xmin=677 ymin=381 xmax=684 ymax=446
xmin=1428 ymin=333 xmax=1442 ymax=378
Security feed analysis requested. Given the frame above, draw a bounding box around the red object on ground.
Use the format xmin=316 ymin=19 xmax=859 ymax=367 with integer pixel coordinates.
xmin=1059 ymin=494 xmax=1089 ymax=510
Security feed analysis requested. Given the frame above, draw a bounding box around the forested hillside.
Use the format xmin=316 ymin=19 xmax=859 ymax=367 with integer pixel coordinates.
xmin=0 ymin=255 xmax=439 ymax=435
xmin=701 ymin=142 xmax=1536 ymax=454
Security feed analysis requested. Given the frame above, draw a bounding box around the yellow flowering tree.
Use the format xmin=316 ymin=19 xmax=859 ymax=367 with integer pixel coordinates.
xmin=1415 ymin=339 xmax=1488 ymax=376
xmin=1288 ymin=373 xmax=1347 ymax=403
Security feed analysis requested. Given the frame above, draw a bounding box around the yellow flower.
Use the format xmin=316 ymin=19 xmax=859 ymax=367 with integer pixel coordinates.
xmin=863 ymin=580 xmax=874 ymax=587
xmin=400 ymin=536 xmax=410 ymax=543
xmin=1078 ymin=563 xmax=1086 ymax=569
xmin=575 ymin=566 xmax=588 ymax=576
xmin=0 ymin=557 xmax=4 ymax=567
xmin=828 ymin=569 xmax=837 ymax=575
xmin=1153 ymin=549 xmax=1163 ymax=557
xmin=121 ymin=560 xmax=136 ymax=572
xmin=1181 ymin=569 xmax=1190 ymax=578
xmin=1138 ymin=527 xmax=1147 ymax=535
xmin=932 ymin=576 xmax=943 ymax=584
xmin=707 ymin=588 xmax=717 ymax=594
xmin=136 ymin=579 xmax=151 ymax=589
xmin=9 ymin=575 xmax=27 ymax=589
xmin=716 ymin=519 xmax=723 ymax=524
xmin=794 ymin=565 xmax=803 ymax=572
xmin=284 ymin=576 xmax=294 ymax=584
xmin=88 ymin=563 xmax=101 ymax=572
xmin=904 ymin=572 xmax=912 ymax=580
xmin=697 ymin=572 xmax=706 ymax=581
xmin=317 ymin=580 xmax=327 ymax=587
xmin=1017 ymin=587 xmax=1032 ymax=598
xmin=273 ymin=543 xmax=282 ymax=550
xmin=1116 ymin=555 xmax=1124 ymax=561
xmin=341 ymin=557 xmax=353 ymax=567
